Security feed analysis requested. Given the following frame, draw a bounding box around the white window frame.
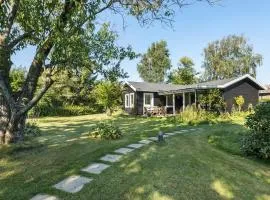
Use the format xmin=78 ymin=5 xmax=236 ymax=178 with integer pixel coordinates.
xmin=143 ymin=93 xmax=154 ymax=107
xmin=125 ymin=94 xmax=129 ymax=108
xmin=130 ymin=93 xmax=134 ymax=108
xmin=166 ymin=95 xmax=173 ymax=108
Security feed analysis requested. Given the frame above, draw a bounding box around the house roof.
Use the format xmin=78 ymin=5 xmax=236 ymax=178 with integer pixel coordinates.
xmin=259 ymin=85 xmax=270 ymax=94
xmin=126 ymin=74 xmax=266 ymax=94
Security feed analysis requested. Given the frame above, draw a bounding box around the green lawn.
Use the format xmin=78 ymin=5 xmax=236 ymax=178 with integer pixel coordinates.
xmin=0 ymin=114 xmax=270 ymax=200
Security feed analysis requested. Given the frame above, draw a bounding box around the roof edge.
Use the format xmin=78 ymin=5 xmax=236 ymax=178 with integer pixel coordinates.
xmin=125 ymin=81 xmax=137 ymax=92
xmin=217 ymin=74 xmax=266 ymax=90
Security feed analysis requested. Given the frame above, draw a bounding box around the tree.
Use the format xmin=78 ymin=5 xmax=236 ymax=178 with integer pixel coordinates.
xmin=168 ymin=56 xmax=197 ymax=85
xmin=137 ymin=40 xmax=171 ymax=82
xmin=202 ymin=35 xmax=263 ymax=81
xmin=93 ymin=81 xmax=122 ymax=116
xmin=0 ymin=0 xmax=216 ymax=144
xmin=234 ymin=95 xmax=245 ymax=112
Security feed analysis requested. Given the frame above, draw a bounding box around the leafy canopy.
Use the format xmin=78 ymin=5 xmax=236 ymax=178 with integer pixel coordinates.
xmin=202 ymin=35 xmax=263 ymax=81
xmin=168 ymin=56 xmax=197 ymax=85
xmin=137 ymin=40 xmax=171 ymax=83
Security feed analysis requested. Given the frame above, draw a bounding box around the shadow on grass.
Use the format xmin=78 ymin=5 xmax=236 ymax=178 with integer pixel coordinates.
xmin=1 ymin=115 xmax=270 ymax=200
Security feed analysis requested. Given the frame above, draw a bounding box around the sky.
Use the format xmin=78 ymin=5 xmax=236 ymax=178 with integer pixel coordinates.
xmin=12 ymin=0 xmax=270 ymax=84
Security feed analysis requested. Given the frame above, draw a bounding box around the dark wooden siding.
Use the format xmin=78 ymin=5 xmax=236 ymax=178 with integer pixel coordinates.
xmin=222 ymin=79 xmax=259 ymax=111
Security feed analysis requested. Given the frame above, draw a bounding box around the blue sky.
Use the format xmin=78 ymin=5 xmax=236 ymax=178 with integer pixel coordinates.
xmin=12 ymin=0 xmax=270 ymax=84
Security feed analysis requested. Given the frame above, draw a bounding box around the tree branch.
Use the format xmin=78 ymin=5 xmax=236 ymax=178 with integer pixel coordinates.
xmin=5 ymin=0 xmax=20 ymax=38
xmin=8 ymin=31 xmax=33 ymax=48
xmin=17 ymin=76 xmax=54 ymax=116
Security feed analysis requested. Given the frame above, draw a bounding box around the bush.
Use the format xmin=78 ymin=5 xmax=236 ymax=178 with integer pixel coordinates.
xmin=91 ymin=122 xmax=122 ymax=140
xmin=198 ymin=89 xmax=226 ymax=113
xmin=176 ymin=104 xmax=218 ymax=125
xmin=234 ymin=95 xmax=245 ymax=111
xmin=29 ymin=104 xmax=103 ymax=117
xmin=241 ymin=102 xmax=270 ymax=159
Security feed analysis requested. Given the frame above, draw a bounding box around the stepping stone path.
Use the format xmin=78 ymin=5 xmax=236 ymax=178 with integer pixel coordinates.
xmin=114 ymin=147 xmax=134 ymax=155
xmin=30 ymin=194 xmax=58 ymax=200
xmin=31 ymin=127 xmax=202 ymax=199
xmin=166 ymin=132 xmax=176 ymax=136
xmin=163 ymin=134 xmax=169 ymax=138
xmin=53 ymin=175 xmax=92 ymax=193
xmin=127 ymin=143 xmax=144 ymax=149
xmin=139 ymin=139 xmax=152 ymax=144
xmin=100 ymin=154 xmax=122 ymax=163
xmin=81 ymin=163 xmax=110 ymax=174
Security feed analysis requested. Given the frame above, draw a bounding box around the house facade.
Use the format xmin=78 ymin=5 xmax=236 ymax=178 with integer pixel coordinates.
xmin=123 ymin=74 xmax=266 ymax=115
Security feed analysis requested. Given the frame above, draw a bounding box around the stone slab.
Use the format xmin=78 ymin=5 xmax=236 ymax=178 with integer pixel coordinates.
xmin=148 ymin=137 xmax=158 ymax=141
xmin=114 ymin=147 xmax=134 ymax=155
xmin=127 ymin=143 xmax=144 ymax=149
xmin=166 ymin=132 xmax=176 ymax=136
xmin=163 ymin=134 xmax=169 ymax=138
xmin=138 ymin=139 xmax=152 ymax=144
xmin=81 ymin=163 xmax=110 ymax=174
xmin=100 ymin=154 xmax=122 ymax=163
xmin=30 ymin=194 xmax=58 ymax=200
xmin=53 ymin=175 xmax=92 ymax=193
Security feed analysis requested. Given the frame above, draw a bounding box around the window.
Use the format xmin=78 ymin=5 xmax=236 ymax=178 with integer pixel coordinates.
xmin=166 ymin=95 xmax=173 ymax=107
xmin=130 ymin=93 xmax=134 ymax=108
xmin=125 ymin=94 xmax=129 ymax=108
xmin=144 ymin=93 xmax=154 ymax=107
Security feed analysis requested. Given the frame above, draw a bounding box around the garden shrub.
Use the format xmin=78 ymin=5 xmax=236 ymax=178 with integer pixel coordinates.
xmin=29 ymin=104 xmax=103 ymax=117
xmin=91 ymin=122 xmax=122 ymax=140
xmin=198 ymin=89 xmax=226 ymax=113
xmin=241 ymin=102 xmax=270 ymax=159
xmin=234 ymin=95 xmax=245 ymax=111
xmin=177 ymin=105 xmax=218 ymax=125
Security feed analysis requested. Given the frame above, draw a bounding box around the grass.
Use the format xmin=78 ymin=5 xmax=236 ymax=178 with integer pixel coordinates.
xmin=0 ymin=113 xmax=270 ymax=200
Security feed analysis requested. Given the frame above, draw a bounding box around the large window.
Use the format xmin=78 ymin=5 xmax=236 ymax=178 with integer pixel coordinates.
xmin=125 ymin=93 xmax=134 ymax=108
xmin=144 ymin=93 xmax=154 ymax=107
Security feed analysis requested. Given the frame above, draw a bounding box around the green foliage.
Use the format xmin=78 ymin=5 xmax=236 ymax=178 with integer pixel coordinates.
xmin=92 ymin=81 xmax=122 ymax=116
xmin=9 ymin=67 xmax=26 ymax=92
xmin=234 ymin=95 xmax=245 ymax=111
xmin=137 ymin=40 xmax=171 ymax=82
xmin=168 ymin=57 xmax=197 ymax=85
xmin=241 ymin=102 xmax=270 ymax=159
xmin=29 ymin=105 xmax=101 ymax=117
xmin=202 ymin=35 xmax=263 ymax=80
xmin=175 ymin=104 xmax=218 ymax=125
xmin=92 ymin=122 xmax=122 ymax=140
xmin=198 ymin=89 xmax=226 ymax=113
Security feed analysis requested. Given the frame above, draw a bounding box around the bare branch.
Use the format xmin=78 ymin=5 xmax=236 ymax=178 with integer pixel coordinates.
xmin=5 ymin=0 xmax=20 ymax=38
xmin=17 ymin=75 xmax=54 ymax=116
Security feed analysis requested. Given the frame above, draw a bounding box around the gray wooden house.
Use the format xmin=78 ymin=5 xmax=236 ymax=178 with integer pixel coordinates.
xmin=123 ymin=74 xmax=266 ymax=115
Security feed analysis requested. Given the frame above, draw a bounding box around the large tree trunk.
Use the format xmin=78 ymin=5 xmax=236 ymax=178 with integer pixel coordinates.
xmin=0 ymin=97 xmax=27 ymax=144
